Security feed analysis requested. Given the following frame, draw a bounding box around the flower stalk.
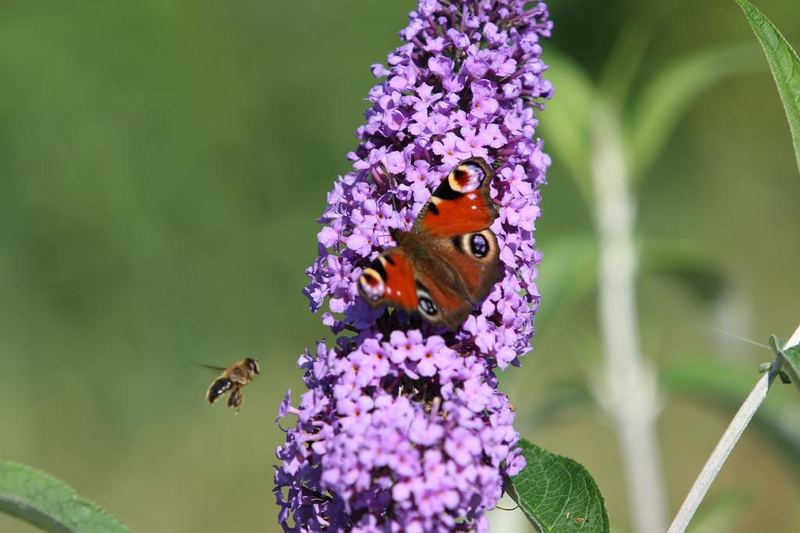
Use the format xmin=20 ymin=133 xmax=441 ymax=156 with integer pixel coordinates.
xmin=667 ymin=323 xmax=800 ymax=533
xmin=590 ymin=102 xmax=667 ymax=533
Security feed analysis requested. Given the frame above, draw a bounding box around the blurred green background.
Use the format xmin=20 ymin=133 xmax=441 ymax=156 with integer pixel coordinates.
xmin=1 ymin=1 xmax=799 ymax=531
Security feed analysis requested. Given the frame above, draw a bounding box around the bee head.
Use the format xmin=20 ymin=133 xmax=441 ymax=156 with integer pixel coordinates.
xmin=244 ymin=357 xmax=260 ymax=375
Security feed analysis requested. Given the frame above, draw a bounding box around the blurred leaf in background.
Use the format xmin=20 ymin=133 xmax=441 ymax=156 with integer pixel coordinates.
xmin=0 ymin=460 xmax=128 ymax=532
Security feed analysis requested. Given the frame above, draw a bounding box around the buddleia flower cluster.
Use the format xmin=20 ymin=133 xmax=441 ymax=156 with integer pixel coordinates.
xmin=275 ymin=334 xmax=523 ymax=531
xmin=275 ymin=1 xmax=553 ymax=530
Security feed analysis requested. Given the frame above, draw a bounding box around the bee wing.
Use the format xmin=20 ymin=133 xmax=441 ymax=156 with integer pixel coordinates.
xmin=194 ymin=362 xmax=227 ymax=373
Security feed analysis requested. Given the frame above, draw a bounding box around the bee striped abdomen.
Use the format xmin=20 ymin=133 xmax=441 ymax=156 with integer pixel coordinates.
xmin=207 ymin=377 xmax=233 ymax=404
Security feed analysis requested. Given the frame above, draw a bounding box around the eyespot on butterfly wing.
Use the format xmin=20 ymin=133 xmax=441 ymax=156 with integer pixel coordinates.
xmin=358 ymin=249 xmax=419 ymax=311
xmin=414 ymin=157 xmax=498 ymax=237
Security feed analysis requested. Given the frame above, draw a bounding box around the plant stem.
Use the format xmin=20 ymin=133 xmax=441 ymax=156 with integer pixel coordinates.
xmin=667 ymin=323 xmax=800 ymax=533
xmin=539 ymin=30 xmax=771 ymax=533
xmin=590 ymin=102 xmax=667 ymax=533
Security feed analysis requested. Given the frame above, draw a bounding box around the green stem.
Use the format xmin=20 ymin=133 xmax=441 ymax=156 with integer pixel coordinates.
xmin=667 ymin=324 xmax=800 ymax=532
xmin=591 ymin=100 xmax=668 ymax=533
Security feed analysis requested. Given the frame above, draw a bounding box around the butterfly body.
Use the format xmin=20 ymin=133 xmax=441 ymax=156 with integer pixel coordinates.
xmin=358 ymin=158 xmax=501 ymax=329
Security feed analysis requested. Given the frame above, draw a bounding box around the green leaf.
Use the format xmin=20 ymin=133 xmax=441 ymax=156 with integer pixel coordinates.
xmin=508 ymin=439 xmax=609 ymax=533
xmin=663 ymin=356 xmax=800 ymax=477
xmin=523 ymin=380 xmax=594 ymax=430
xmin=686 ymin=492 xmax=747 ymax=533
xmin=781 ymin=344 xmax=800 ymax=387
xmin=540 ymin=49 xmax=594 ymax=202
xmin=737 ymin=0 xmax=800 ymax=175
xmin=0 ymin=460 xmax=129 ymax=533
xmin=598 ymin=25 xmax=649 ymax=107
xmin=640 ymin=239 xmax=728 ymax=303
xmin=626 ymin=43 xmax=759 ymax=183
xmin=535 ymin=235 xmax=597 ymax=330
xmin=770 ymin=335 xmax=800 ymax=393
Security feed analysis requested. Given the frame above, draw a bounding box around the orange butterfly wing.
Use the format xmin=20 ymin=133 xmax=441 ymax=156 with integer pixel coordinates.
xmin=415 ymin=158 xmax=498 ymax=236
xmin=358 ymin=248 xmax=419 ymax=311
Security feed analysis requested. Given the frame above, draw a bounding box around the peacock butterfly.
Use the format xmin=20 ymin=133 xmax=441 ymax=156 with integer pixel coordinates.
xmin=358 ymin=157 xmax=502 ymax=329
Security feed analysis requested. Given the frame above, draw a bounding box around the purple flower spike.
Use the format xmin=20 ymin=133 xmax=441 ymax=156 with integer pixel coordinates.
xmin=275 ymin=337 xmax=524 ymax=532
xmin=304 ymin=2 xmax=552 ymax=366
xmin=278 ymin=1 xmax=552 ymax=530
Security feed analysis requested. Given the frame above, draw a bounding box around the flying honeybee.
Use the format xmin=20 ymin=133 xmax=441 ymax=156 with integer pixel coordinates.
xmin=201 ymin=357 xmax=260 ymax=411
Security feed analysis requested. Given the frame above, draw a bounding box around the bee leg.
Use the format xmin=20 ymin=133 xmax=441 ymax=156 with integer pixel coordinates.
xmin=228 ymin=387 xmax=243 ymax=412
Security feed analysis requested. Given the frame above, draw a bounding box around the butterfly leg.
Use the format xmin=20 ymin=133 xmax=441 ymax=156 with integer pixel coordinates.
xmin=378 ymin=162 xmax=401 ymax=212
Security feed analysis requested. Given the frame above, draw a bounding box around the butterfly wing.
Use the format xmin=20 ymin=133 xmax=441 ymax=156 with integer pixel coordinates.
xmin=421 ymin=228 xmax=501 ymax=308
xmin=409 ymin=249 xmax=487 ymax=329
xmin=358 ymin=158 xmax=502 ymax=329
xmin=409 ymin=158 xmax=502 ymax=326
xmin=357 ymin=246 xmax=472 ymax=329
xmin=413 ymin=157 xmax=498 ymax=237
xmin=358 ymin=248 xmax=420 ymax=312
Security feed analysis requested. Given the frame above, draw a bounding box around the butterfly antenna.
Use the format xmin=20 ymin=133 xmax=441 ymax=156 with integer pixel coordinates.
xmin=378 ymin=162 xmax=402 ymax=212
xmin=707 ymin=326 xmax=769 ymax=350
xmin=679 ymin=322 xmax=769 ymax=350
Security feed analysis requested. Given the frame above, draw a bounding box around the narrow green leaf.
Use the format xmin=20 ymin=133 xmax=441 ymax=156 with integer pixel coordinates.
xmin=0 ymin=460 xmax=128 ymax=533
xmin=626 ymin=43 xmax=759 ymax=183
xmin=640 ymin=239 xmax=727 ymax=303
xmin=508 ymin=439 xmax=609 ymax=533
xmin=598 ymin=25 xmax=649 ymax=107
xmin=523 ymin=380 xmax=594 ymax=430
xmin=737 ymin=0 xmax=800 ymax=175
xmin=663 ymin=356 xmax=800 ymax=476
xmin=540 ymin=49 xmax=594 ymax=202
xmin=687 ymin=492 xmax=747 ymax=533
xmin=535 ymin=235 xmax=597 ymax=330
